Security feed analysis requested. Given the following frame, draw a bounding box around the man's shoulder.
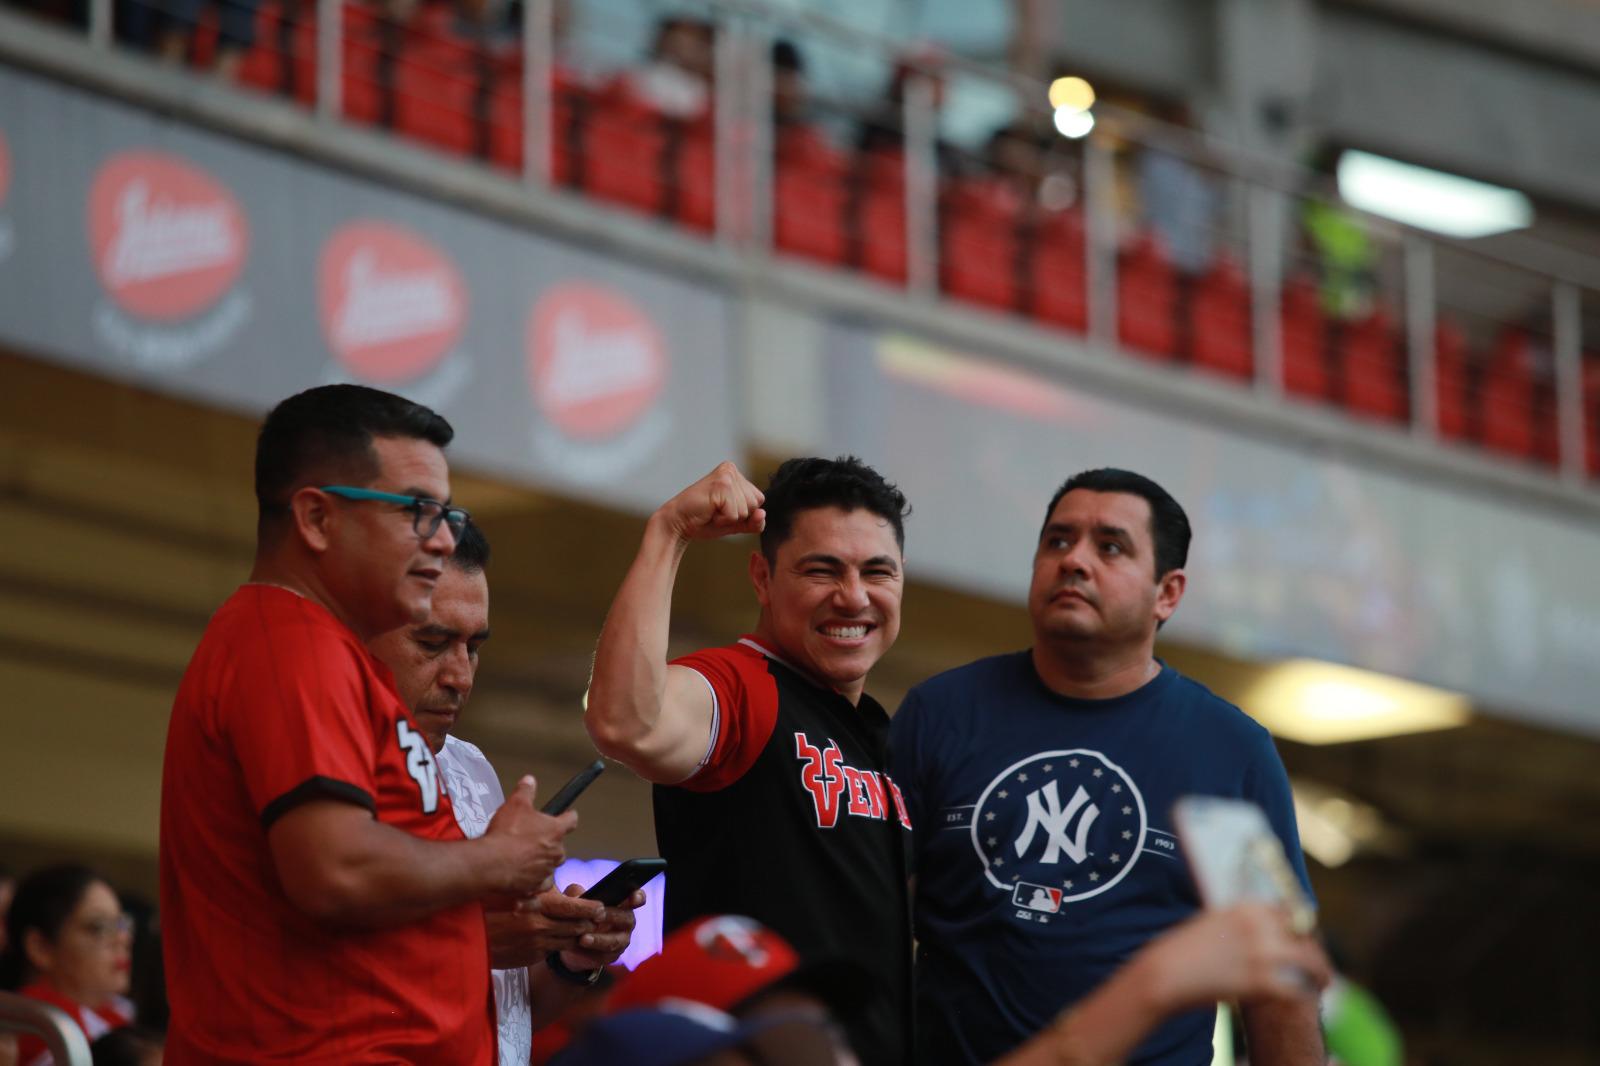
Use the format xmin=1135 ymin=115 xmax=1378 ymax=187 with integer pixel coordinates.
xmin=1164 ymin=668 xmax=1273 ymax=742
xmin=909 ymin=651 xmax=1031 ymax=704
xmin=201 ymin=585 xmax=364 ymax=665
xmin=439 ymin=734 xmax=492 ymax=773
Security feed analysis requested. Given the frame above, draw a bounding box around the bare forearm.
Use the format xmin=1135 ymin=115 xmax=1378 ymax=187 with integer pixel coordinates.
xmin=996 ymin=952 xmax=1170 ymax=1066
xmin=278 ymin=816 xmax=511 ymax=928
xmin=1242 ymin=998 xmax=1325 ymax=1066
xmin=584 ymin=513 xmax=688 ymax=763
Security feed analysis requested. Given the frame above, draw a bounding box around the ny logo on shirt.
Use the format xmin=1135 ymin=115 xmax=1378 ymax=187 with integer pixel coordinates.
xmin=793 ymin=732 xmax=912 ymax=830
xmin=397 ymin=719 xmax=440 ymax=814
xmin=1014 ymin=780 xmax=1098 ymax=865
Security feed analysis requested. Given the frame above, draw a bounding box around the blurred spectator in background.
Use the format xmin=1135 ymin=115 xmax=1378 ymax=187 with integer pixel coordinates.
xmin=0 ymin=864 xmax=135 ymax=1066
xmin=1136 ymin=102 xmax=1219 ymax=278
xmin=609 ymin=15 xmax=715 ymax=120
xmin=91 ymin=1026 xmax=164 ymax=1066
xmin=116 ymin=0 xmax=260 ymax=80
xmin=1301 ymin=148 xmax=1378 ymax=321
xmin=0 ymin=865 xmax=14 ymax=954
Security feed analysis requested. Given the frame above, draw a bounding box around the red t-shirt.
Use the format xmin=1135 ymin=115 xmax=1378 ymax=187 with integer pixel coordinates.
xmin=159 ymin=586 xmax=494 ymax=1065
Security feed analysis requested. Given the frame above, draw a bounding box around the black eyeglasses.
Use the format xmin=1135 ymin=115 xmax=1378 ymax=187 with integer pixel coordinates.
xmin=320 ymin=486 xmax=470 ymax=540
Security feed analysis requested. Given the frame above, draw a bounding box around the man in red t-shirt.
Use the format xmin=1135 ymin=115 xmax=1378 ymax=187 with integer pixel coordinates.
xmin=161 ymin=385 xmax=577 ymax=1065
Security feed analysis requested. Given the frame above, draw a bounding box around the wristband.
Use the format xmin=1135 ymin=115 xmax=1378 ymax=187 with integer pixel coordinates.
xmin=545 ymin=950 xmax=603 ymax=986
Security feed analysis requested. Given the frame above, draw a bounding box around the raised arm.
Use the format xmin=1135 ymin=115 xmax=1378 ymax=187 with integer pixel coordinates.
xmin=996 ymin=904 xmax=1330 ymax=1066
xmin=584 ymin=462 xmax=765 ymax=784
xmin=268 ymin=775 xmax=576 ymax=928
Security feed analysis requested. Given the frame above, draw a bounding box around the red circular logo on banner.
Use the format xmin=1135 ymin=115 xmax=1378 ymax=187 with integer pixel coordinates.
xmin=87 ymin=151 xmax=249 ymax=321
xmin=0 ymin=130 xmax=11 ymax=209
xmin=527 ymin=283 xmax=668 ymax=440
xmin=319 ymin=221 xmax=468 ymax=382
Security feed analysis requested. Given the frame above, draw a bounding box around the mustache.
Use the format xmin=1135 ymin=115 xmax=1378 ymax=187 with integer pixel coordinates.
xmin=1048 ymin=579 xmax=1096 ymax=603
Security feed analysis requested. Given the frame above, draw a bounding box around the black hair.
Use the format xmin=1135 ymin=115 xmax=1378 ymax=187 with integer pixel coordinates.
xmin=0 ymin=863 xmax=104 ymax=991
xmin=772 ymin=38 xmax=804 ymax=73
xmin=92 ymin=1026 xmax=164 ymax=1066
xmin=254 ymin=384 xmax=454 ymax=537
xmin=759 ymin=457 xmax=909 ymax=562
xmin=448 ymin=519 xmax=491 ymax=575
xmin=1040 ymin=468 xmax=1190 ymax=580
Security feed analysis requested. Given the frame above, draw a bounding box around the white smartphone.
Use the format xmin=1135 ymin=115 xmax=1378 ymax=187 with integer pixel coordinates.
xmin=1172 ymin=795 xmax=1316 ymax=935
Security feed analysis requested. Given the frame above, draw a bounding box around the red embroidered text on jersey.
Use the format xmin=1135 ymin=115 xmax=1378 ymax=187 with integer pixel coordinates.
xmin=793 ymin=732 xmax=912 ymax=829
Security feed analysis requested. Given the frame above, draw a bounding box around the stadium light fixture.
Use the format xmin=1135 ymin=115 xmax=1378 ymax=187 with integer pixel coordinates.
xmin=1240 ymin=658 xmax=1471 ymax=745
xmin=1336 ymin=150 xmax=1533 ymax=239
xmin=1048 ymin=76 xmax=1096 ymax=113
xmin=1053 ymin=106 xmax=1095 ymax=140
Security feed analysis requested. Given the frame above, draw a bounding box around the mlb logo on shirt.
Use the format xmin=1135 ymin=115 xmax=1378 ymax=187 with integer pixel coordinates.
xmin=1012 ymin=882 xmax=1063 ymax=914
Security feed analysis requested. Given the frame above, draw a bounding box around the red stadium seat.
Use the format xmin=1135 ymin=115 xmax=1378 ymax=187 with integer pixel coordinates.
xmin=1027 ymin=207 xmax=1087 ymax=333
xmin=1481 ymin=329 xmax=1556 ymax=464
xmin=233 ymin=1 xmax=301 ymax=95
xmin=674 ymin=116 xmax=716 ymax=234
xmin=1584 ymin=355 xmax=1600 ymax=478
xmin=581 ymin=89 xmax=672 ymax=218
xmin=1117 ymin=233 xmax=1178 ymax=360
xmin=486 ymin=65 xmax=583 ymax=183
xmin=854 ymin=149 xmax=907 ymax=284
xmin=1433 ymin=317 xmax=1472 ymax=443
xmin=773 ymin=128 xmax=850 ymax=265
xmin=392 ymin=29 xmax=484 ymax=158
xmin=940 ymin=177 xmax=1024 ymax=312
xmin=1281 ymin=275 xmax=1330 ymax=402
xmin=1342 ymin=307 xmax=1408 ymax=423
xmin=1189 ymin=255 xmax=1252 ymax=380
xmin=288 ymin=3 xmax=388 ymax=123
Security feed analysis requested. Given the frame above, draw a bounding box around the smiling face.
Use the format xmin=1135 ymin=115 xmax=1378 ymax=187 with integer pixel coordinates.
xmin=25 ymin=881 xmax=130 ymax=1008
xmin=314 ymin=435 xmax=458 ymax=640
xmin=1028 ymin=489 xmax=1183 ymax=652
xmin=750 ymin=506 xmax=903 ymax=704
xmin=367 ymin=564 xmax=490 ymax=753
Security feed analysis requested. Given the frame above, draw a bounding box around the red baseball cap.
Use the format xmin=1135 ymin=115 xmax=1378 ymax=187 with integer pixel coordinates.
xmin=607 ymin=915 xmax=875 ymax=1019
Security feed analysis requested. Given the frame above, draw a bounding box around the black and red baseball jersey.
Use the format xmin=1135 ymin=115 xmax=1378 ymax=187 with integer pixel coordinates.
xmin=160 ymin=585 xmax=494 ymax=1065
xmin=655 ymin=636 xmax=914 ymax=1065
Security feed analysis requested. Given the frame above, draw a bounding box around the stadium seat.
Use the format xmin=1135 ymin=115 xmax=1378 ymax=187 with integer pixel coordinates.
xmin=392 ymin=28 xmax=485 ymax=158
xmin=1341 ymin=307 xmax=1408 ymax=424
xmin=288 ymin=3 xmax=388 ymax=124
xmin=580 ymin=90 xmax=673 ymax=218
xmin=673 ymin=115 xmax=716 ymax=234
xmin=1117 ymin=233 xmax=1179 ymax=360
xmin=234 ymin=1 xmax=301 ymax=96
xmin=1281 ymin=274 xmax=1330 ymax=402
xmin=853 ymin=149 xmax=908 ymax=284
xmin=1189 ymin=255 xmax=1252 ymax=380
xmin=772 ymin=128 xmax=850 ymax=265
xmin=1480 ymin=329 xmax=1559 ymax=465
xmin=940 ymin=177 xmax=1024 ymax=312
xmin=1585 ymin=355 xmax=1600 ymax=478
xmin=1027 ymin=206 xmax=1087 ymax=333
xmin=1433 ymin=317 xmax=1472 ymax=443
xmin=485 ymin=65 xmax=583 ymax=183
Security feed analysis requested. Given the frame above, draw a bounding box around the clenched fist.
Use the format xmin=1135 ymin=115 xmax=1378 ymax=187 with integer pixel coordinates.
xmin=656 ymin=461 xmax=766 ymax=542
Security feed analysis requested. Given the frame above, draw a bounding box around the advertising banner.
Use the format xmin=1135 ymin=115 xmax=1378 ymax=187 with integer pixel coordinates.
xmin=0 ymin=65 xmax=737 ymax=512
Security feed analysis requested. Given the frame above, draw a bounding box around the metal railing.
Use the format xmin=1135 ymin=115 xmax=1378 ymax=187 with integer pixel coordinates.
xmin=17 ymin=0 xmax=1600 ymax=485
xmin=0 ymin=992 xmax=93 ymax=1066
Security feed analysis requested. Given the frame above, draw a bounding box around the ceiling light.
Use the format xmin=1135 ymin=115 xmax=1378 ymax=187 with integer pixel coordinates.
xmin=1335 ymin=150 xmax=1533 ymax=239
xmin=1048 ymin=76 xmax=1095 ymax=113
xmin=1053 ymin=105 xmax=1095 ymax=140
xmin=1241 ymin=659 xmax=1470 ymax=745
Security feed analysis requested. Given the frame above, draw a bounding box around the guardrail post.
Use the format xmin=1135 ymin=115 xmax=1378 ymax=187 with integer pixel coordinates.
xmin=1553 ymin=282 xmax=1585 ymax=483
xmin=1083 ymin=131 xmax=1118 ymax=347
xmin=89 ymin=0 xmax=112 ymax=49
xmin=1248 ymin=182 xmax=1283 ymax=396
xmin=316 ymin=0 xmax=341 ymax=122
xmin=903 ymin=72 xmax=939 ymax=297
xmin=522 ymin=0 xmax=553 ymax=187
xmin=1404 ymin=236 xmax=1437 ymax=438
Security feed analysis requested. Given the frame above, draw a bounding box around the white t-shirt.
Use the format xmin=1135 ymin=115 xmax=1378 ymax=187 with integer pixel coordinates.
xmin=437 ymin=735 xmax=532 ymax=1066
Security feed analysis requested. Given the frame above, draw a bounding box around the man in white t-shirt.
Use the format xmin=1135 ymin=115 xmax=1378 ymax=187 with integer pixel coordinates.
xmin=369 ymin=521 xmax=643 ymax=1065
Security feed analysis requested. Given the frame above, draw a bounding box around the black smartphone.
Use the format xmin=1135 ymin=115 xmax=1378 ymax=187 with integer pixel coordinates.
xmin=540 ymin=759 xmax=606 ymax=815
xmin=580 ymin=858 xmax=667 ymax=905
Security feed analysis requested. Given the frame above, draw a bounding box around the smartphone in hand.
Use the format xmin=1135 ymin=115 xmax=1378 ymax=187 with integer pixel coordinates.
xmin=580 ymin=858 xmax=667 ymax=906
xmin=541 ymin=759 xmax=606 ymax=815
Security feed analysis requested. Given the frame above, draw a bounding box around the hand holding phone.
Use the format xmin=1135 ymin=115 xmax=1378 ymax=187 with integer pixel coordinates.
xmin=541 ymin=759 xmax=606 ymax=815
xmin=1172 ymin=796 xmax=1316 ymax=935
xmin=581 ymin=857 xmax=667 ymax=905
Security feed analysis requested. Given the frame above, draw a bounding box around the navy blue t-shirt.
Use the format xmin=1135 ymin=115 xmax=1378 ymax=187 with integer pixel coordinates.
xmin=889 ymin=652 xmax=1313 ymax=1066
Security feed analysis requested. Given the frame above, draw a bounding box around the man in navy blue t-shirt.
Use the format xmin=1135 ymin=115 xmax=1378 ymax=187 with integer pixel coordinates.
xmin=890 ymin=468 xmax=1323 ymax=1066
